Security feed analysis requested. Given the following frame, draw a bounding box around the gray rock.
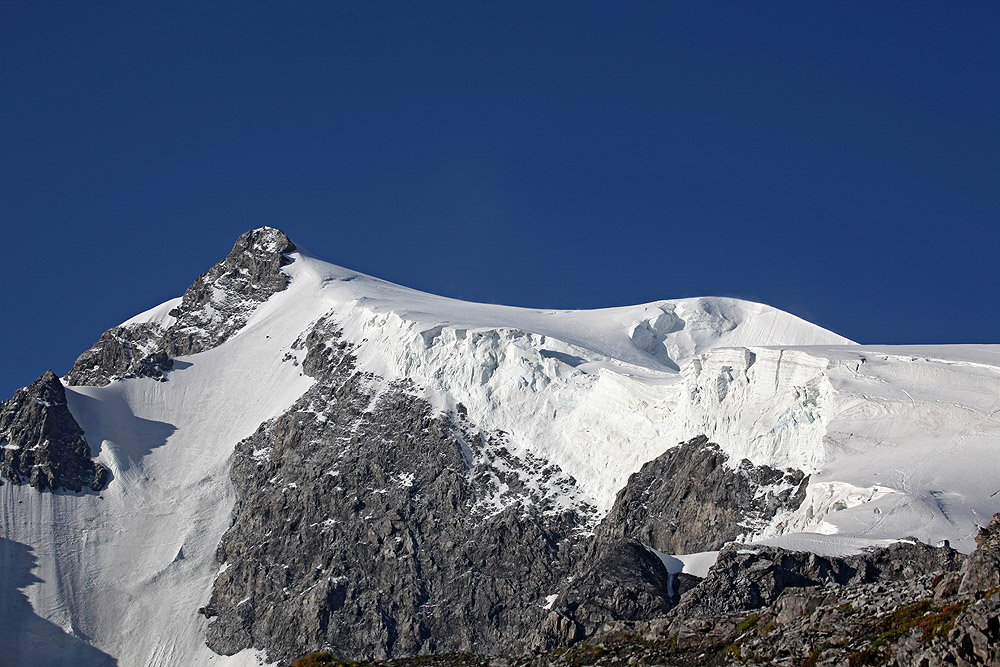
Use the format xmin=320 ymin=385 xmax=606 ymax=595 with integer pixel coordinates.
xmin=536 ymin=435 xmax=817 ymax=649
xmin=204 ymin=317 xmax=593 ymax=664
xmin=162 ymin=226 xmax=296 ymax=357
xmin=0 ymin=370 xmax=108 ymax=492
xmin=673 ymin=539 xmax=964 ymax=617
xmin=597 ymin=434 xmax=808 ymax=553
xmin=66 ymin=227 xmax=296 ymax=386
xmin=543 ymin=538 xmax=674 ymax=644
xmin=220 ymin=437 xmax=994 ymax=667
xmin=958 ymin=512 xmax=1000 ymax=596
xmin=65 ymin=322 xmax=174 ymax=386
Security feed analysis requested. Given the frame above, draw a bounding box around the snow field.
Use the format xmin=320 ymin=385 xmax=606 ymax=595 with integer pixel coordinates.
xmin=3 ymin=245 xmax=998 ymax=666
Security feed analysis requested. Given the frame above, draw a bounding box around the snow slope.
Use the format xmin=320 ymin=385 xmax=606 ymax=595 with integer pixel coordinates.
xmin=2 ymin=238 xmax=998 ymax=666
xmin=287 ymin=252 xmax=854 ymax=512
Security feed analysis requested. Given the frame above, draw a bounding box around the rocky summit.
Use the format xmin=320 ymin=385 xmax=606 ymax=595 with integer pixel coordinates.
xmin=1 ymin=228 xmax=998 ymax=667
xmin=65 ymin=227 xmax=296 ymax=386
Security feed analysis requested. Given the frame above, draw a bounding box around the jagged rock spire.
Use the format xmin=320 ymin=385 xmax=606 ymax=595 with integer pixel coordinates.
xmin=0 ymin=370 xmax=108 ymax=492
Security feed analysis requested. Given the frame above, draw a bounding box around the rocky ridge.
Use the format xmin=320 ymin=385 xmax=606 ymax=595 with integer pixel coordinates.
xmin=290 ymin=514 xmax=1000 ymax=667
xmin=65 ymin=227 xmax=296 ymax=386
xmin=0 ymin=370 xmax=108 ymax=492
xmin=671 ymin=539 xmax=965 ymax=618
xmin=538 ymin=436 xmax=812 ymax=647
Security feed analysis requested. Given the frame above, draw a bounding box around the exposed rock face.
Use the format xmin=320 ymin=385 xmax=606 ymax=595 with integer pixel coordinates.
xmin=919 ymin=597 xmax=1000 ymax=667
xmin=672 ymin=539 xmax=965 ymax=618
xmin=725 ymin=521 xmax=998 ymax=667
xmin=65 ymin=227 xmax=296 ymax=386
xmin=0 ymin=370 xmax=108 ymax=492
xmin=536 ymin=436 xmax=812 ymax=648
xmin=64 ymin=322 xmax=174 ymax=386
xmin=541 ymin=539 xmax=675 ymax=646
xmin=163 ymin=226 xmax=296 ymax=357
xmin=291 ymin=523 xmax=1000 ymax=667
xmin=204 ymin=317 xmax=595 ymax=664
xmin=959 ymin=512 xmax=1000 ymax=595
xmin=597 ymin=434 xmax=808 ymax=553
xmin=206 ymin=338 xmax=828 ymax=666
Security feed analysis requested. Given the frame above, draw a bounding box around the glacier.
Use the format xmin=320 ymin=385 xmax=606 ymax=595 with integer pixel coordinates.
xmin=1 ymin=228 xmax=998 ymax=666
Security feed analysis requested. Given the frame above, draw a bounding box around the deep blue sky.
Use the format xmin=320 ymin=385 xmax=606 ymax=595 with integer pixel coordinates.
xmin=2 ymin=2 xmax=998 ymax=398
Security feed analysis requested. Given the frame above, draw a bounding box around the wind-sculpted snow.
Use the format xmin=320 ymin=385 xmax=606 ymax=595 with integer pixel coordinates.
xmin=0 ymin=537 xmax=117 ymax=665
xmin=292 ymin=254 xmax=998 ymax=553
xmin=311 ymin=284 xmax=851 ymax=513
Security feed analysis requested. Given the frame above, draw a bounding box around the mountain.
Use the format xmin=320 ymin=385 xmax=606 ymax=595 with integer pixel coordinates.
xmin=1 ymin=228 xmax=998 ymax=666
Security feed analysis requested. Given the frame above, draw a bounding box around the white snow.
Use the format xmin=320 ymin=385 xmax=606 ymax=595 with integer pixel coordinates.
xmin=120 ymin=296 xmax=182 ymax=328
xmin=288 ymin=252 xmax=853 ymax=512
xmin=754 ymin=533 xmax=902 ymax=557
xmin=2 ymin=238 xmax=998 ymax=666
xmin=649 ymin=548 xmax=721 ymax=579
xmin=2 ymin=256 xmax=336 ymax=666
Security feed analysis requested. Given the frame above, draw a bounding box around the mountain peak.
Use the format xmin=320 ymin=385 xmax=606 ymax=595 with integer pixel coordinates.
xmin=7 ymin=228 xmax=1000 ymax=666
xmin=229 ymin=227 xmax=296 ymax=260
xmin=64 ymin=227 xmax=300 ymax=387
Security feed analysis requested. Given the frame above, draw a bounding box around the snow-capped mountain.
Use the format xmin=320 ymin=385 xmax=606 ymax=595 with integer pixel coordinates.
xmin=2 ymin=228 xmax=998 ymax=666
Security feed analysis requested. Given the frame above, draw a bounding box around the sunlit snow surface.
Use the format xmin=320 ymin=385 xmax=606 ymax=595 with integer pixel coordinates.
xmin=2 ymin=249 xmax=999 ymax=666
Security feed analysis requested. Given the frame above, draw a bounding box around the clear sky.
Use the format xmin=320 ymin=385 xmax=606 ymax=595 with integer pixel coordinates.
xmin=2 ymin=2 xmax=998 ymax=399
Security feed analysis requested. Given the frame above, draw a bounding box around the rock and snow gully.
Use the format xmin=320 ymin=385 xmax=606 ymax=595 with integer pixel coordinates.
xmin=1 ymin=227 xmax=998 ymax=666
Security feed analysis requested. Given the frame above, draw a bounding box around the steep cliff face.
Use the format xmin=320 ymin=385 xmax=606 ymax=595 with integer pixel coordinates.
xmin=538 ymin=538 xmax=676 ymax=647
xmin=286 ymin=520 xmax=1000 ymax=667
xmin=199 ymin=315 xmax=821 ymax=663
xmin=204 ymin=317 xmax=596 ymax=663
xmin=958 ymin=512 xmax=1000 ymax=596
xmin=0 ymin=370 xmax=108 ymax=492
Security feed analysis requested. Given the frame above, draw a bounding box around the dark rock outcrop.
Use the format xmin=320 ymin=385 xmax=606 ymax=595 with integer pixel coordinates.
xmin=959 ymin=512 xmax=1000 ymax=595
xmin=204 ymin=317 xmax=595 ymax=664
xmin=541 ymin=539 xmax=675 ymax=646
xmin=66 ymin=227 xmax=296 ymax=386
xmin=290 ymin=521 xmax=1000 ymax=667
xmin=672 ymin=538 xmax=965 ymax=618
xmin=0 ymin=370 xmax=108 ymax=492
xmin=65 ymin=323 xmax=174 ymax=386
xmin=597 ymin=434 xmax=808 ymax=553
xmin=162 ymin=226 xmax=296 ymax=357
xmin=537 ymin=436 xmax=814 ymax=648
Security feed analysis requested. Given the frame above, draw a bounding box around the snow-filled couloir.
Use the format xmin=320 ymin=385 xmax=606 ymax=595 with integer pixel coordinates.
xmin=2 ymin=227 xmax=998 ymax=666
